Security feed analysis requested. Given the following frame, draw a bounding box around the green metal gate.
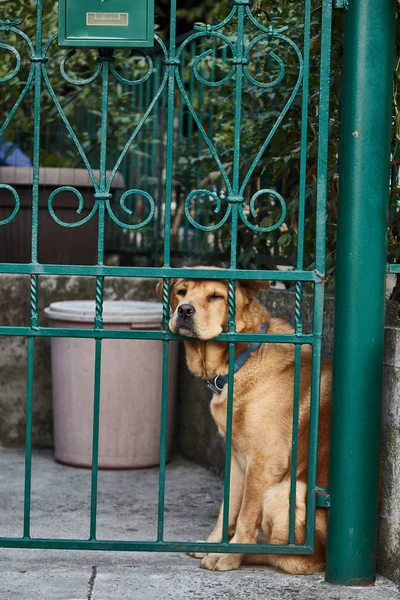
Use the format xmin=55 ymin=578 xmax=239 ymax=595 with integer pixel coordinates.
xmin=0 ymin=0 xmax=395 ymax=587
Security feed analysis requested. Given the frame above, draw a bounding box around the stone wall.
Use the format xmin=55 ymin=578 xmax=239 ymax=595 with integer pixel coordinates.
xmin=379 ymin=325 xmax=400 ymax=584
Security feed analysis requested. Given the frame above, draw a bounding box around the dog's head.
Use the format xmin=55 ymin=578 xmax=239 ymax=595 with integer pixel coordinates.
xmin=156 ymin=268 xmax=269 ymax=340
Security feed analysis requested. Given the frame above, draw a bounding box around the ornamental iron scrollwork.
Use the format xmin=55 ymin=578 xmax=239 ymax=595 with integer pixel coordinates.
xmin=0 ymin=3 xmax=303 ymax=236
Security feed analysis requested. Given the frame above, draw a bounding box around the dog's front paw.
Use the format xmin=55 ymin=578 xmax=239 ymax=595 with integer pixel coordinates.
xmin=200 ymin=553 xmax=242 ymax=571
xmin=188 ymin=551 xmax=208 ymax=559
xmin=187 ymin=541 xmax=208 ymax=559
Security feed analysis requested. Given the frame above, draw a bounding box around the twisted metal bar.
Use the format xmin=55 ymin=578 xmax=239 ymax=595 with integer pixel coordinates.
xmin=30 ymin=275 xmax=39 ymax=329
xmin=94 ymin=277 xmax=104 ymax=330
xmin=228 ymin=280 xmax=237 ymax=333
xmin=162 ymin=279 xmax=171 ymax=330
xmin=294 ymin=281 xmax=303 ymax=335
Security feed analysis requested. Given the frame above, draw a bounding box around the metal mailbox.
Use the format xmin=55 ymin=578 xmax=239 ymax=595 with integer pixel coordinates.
xmin=58 ymin=0 xmax=154 ymax=48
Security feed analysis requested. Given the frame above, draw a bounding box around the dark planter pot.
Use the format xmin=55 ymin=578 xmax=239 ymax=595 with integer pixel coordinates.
xmin=0 ymin=167 xmax=124 ymax=265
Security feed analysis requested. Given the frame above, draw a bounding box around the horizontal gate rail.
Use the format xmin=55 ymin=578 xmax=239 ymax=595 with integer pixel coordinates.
xmin=0 ymin=265 xmax=323 ymax=280
xmin=0 ymin=538 xmax=314 ymax=554
xmin=0 ymin=328 xmax=315 ymax=342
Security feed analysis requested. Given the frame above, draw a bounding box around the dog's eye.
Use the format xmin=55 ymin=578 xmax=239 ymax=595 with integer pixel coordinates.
xmin=176 ymin=289 xmax=186 ymax=297
xmin=208 ymin=294 xmax=224 ymax=302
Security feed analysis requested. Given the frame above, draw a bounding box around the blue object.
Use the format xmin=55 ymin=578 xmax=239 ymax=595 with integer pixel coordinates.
xmin=0 ymin=137 xmax=32 ymax=167
xmin=206 ymin=323 xmax=268 ymax=395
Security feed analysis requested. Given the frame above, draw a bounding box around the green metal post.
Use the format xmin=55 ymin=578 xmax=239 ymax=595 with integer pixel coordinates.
xmin=326 ymin=0 xmax=395 ymax=585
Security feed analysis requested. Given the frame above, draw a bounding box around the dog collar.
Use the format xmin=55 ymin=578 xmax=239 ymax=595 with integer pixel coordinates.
xmin=206 ymin=323 xmax=268 ymax=395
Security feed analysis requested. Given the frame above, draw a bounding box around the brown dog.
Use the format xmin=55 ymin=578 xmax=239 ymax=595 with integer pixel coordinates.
xmin=157 ymin=271 xmax=331 ymax=574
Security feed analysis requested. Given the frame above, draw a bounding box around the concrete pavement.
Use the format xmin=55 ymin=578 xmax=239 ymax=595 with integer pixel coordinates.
xmin=0 ymin=449 xmax=398 ymax=600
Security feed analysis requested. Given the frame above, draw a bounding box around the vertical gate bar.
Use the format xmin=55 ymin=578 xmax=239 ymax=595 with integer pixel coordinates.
xmin=89 ymin=50 xmax=110 ymax=540
xmin=288 ymin=344 xmax=301 ymax=544
xmin=163 ymin=0 xmax=177 ymax=267
xmin=221 ymin=342 xmax=235 ymax=541
xmin=296 ymin=0 xmax=311 ymax=265
xmin=326 ymin=0 xmax=395 ymax=585
xmin=90 ymin=275 xmax=105 ymax=540
xmin=305 ymin=0 xmax=332 ymax=546
xmin=90 ymin=336 xmax=103 ymax=540
xmin=23 ymin=336 xmax=35 ymax=539
xmin=31 ymin=0 xmax=43 ymax=264
xmin=314 ymin=0 xmax=333 ymax=279
xmin=22 ymin=0 xmax=44 ymax=540
xmin=289 ymin=0 xmax=311 ymax=542
xmin=222 ymin=282 xmax=236 ymax=542
xmin=157 ymin=279 xmax=171 ymax=541
xmin=155 ymin=0 xmax=177 ymax=537
xmin=230 ymin=2 xmax=245 ymax=263
xmin=89 ymin=241 xmax=105 ymax=538
xmin=305 ymin=284 xmax=324 ymax=544
xmin=24 ymin=275 xmax=39 ymax=538
xmin=157 ymin=339 xmax=170 ymax=541
xmin=221 ymin=0 xmax=246 ymax=540
xmin=89 ymin=228 xmax=106 ymax=535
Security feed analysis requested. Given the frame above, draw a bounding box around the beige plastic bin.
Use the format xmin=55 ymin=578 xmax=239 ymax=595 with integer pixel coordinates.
xmin=45 ymin=300 xmax=177 ymax=469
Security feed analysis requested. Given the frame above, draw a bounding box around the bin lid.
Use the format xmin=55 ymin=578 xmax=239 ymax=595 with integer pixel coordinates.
xmin=44 ymin=300 xmax=163 ymax=324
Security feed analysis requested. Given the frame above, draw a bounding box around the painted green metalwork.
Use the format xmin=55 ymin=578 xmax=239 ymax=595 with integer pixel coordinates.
xmin=326 ymin=0 xmax=395 ymax=586
xmin=58 ymin=0 xmax=155 ymax=48
xmin=0 ymin=0 xmax=333 ymax=562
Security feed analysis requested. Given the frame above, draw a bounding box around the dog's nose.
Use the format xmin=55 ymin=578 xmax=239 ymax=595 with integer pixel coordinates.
xmin=178 ymin=304 xmax=196 ymax=319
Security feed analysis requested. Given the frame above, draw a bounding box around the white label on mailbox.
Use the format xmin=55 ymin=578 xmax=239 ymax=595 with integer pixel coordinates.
xmin=86 ymin=12 xmax=129 ymax=26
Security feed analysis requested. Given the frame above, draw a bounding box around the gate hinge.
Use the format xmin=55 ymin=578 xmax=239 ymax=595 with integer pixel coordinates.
xmin=333 ymin=0 xmax=348 ymax=10
xmin=315 ymin=487 xmax=330 ymax=508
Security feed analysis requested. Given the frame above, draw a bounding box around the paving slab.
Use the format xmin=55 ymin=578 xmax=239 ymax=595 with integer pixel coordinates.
xmin=0 ymin=449 xmax=398 ymax=600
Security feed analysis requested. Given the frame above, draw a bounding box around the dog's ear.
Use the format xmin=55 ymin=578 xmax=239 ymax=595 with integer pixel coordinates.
xmin=156 ymin=278 xmax=178 ymax=301
xmin=237 ymin=279 xmax=270 ymax=299
xmin=156 ymin=280 xmax=163 ymax=300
